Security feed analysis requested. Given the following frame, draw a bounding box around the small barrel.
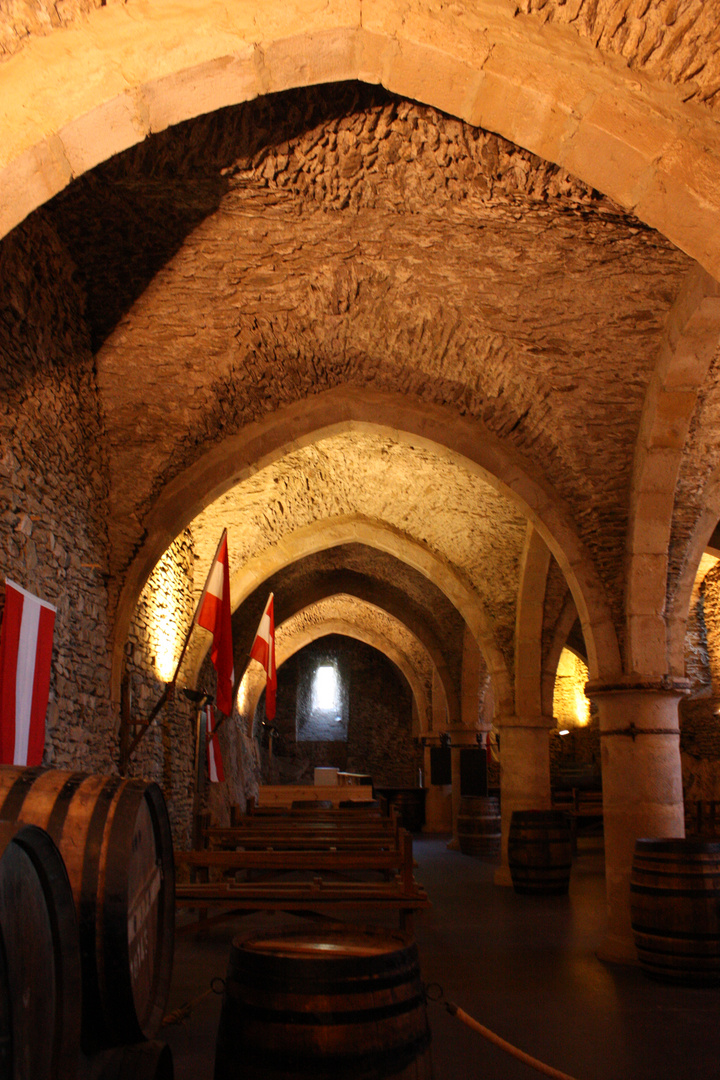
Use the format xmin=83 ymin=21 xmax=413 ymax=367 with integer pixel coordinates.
xmin=630 ymin=838 xmax=720 ymax=985
xmin=457 ymin=797 xmax=501 ymax=857
xmin=508 ymin=810 xmax=572 ymax=895
xmin=0 ymin=822 xmax=82 ymax=1080
xmin=79 ymin=1041 xmax=174 ymax=1080
xmin=214 ymin=927 xmax=433 ymax=1079
xmin=0 ymin=767 xmax=175 ymax=1052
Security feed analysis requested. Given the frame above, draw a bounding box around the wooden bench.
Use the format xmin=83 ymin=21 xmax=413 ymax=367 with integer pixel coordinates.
xmin=204 ymin=807 xmax=400 ymax=852
xmin=175 ymin=817 xmax=428 ymax=934
xmin=552 ymin=789 xmax=603 ymax=849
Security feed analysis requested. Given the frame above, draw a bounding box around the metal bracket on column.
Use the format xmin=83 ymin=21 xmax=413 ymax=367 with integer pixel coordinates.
xmin=600 ymin=723 xmax=680 ymax=741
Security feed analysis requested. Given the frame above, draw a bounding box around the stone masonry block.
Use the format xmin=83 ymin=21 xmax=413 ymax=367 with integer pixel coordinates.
xmin=627 ymin=553 xmax=669 ymax=616
xmin=635 ymin=142 xmax=720 ymax=282
xmin=261 ymin=28 xmax=363 ymax=96
xmin=0 ymin=136 xmax=73 ymax=239
xmin=58 ymin=91 xmax=150 ymax=176
xmin=468 ymin=46 xmax=581 ymax=166
xmin=143 ymin=51 xmax=260 ymax=133
xmin=630 ymin=490 xmax=676 ymax=556
xmin=564 ymin=92 xmax=677 ymax=211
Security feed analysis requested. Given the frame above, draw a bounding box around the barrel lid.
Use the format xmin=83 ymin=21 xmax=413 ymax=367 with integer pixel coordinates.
xmin=635 ymin=837 xmax=720 ymax=854
xmin=236 ymin=929 xmax=410 ymax=959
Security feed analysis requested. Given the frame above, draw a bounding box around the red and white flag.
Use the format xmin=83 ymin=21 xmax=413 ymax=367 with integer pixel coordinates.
xmin=0 ymin=580 xmax=56 ymax=766
xmin=205 ymin=704 xmax=225 ymax=783
xmin=195 ymin=530 xmax=235 ymax=716
xmin=250 ymin=593 xmax=276 ymax=721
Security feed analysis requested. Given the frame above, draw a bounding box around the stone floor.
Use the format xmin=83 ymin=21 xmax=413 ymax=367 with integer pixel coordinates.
xmin=163 ymin=836 xmax=720 ymax=1079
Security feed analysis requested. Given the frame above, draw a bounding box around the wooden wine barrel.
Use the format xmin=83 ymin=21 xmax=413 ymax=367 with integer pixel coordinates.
xmin=630 ymin=838 xmax=720 ymax=985
xmin=0 ymin=822 xmax=82 ymax=1080
xmin=79 ymin=1041 xmax=174 ymax=1080
xmin=508 ymin=810 xmax=572 ymax=895
xmin=214 ymin=927 xmax=433 ymax=1079
xmin=0 ymin=767 xmax=175 ymax=1052
xmin=457 ymin=797 xmax=501 ymax=857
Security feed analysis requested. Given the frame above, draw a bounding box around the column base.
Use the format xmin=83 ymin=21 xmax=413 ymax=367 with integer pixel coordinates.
xmin=494 ymin=865 xmax=513 ymax=887
xmin=596 ymin=931 xmax=639 ymax=967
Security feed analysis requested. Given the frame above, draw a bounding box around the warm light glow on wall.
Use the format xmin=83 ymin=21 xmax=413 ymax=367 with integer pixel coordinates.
xmin=237 ymin=672 xmax=249 ymax=715
xmin=553 ymin=648 xmax=590 ymax=728
xmin=146 ymin=546 xmax=186 ymax=682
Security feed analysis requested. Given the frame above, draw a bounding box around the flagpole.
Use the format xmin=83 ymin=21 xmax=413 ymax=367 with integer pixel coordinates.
xmin=120 ymin=529 xmax=229 ymax=772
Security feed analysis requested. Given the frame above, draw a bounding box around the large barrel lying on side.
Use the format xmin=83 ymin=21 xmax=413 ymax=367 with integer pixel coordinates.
xmin=0 ymin=822 xmax=82 ymax=1080
xmin=0 ymin=767 xmax=175 ymax=1052
xmin=214 ymin=927 xmax=433 ymax=1079
xmin=457 ymin=796 xmax=501 ymax=857
xmin=631 ymin=838 xmax=720 ymax=985
xmin=508 ymin=810 xmax=572 ymax=895
xmin=78 ymin=1041 xmax=174 ymax=1080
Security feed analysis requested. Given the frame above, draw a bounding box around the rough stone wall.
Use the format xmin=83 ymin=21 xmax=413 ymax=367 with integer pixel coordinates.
xmin=0 ymin=214 xmax=115 ymax=771
xmin=255 ymin=635 xmax=420 ymax=788
xmin=0 ymin=0 xmax=109 ymax=62
xmin=679 ymin=557 xmax=720 ymax=800
xmin=124 ymin=530 xmax=197 ymax=842
xmin=553 ymin=648 xmax=590 ymax=727
xmin=668 ymin=347 xmax=720 ymax=614
xmin=517 ymin=0 xmax=720 ymax=110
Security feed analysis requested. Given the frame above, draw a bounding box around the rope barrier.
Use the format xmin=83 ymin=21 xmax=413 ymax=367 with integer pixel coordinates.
xmin=445 ymin=1001 xmax=585 ymax=1080
xmin=161 ymin=977 xmax=225 ymax=1027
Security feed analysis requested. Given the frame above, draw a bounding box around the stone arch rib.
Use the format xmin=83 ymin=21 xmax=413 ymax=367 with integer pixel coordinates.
xmin=1 ymin=4 xmax=720 ymax=278
xmin=112 ymin=388 xmax=620 ymax=699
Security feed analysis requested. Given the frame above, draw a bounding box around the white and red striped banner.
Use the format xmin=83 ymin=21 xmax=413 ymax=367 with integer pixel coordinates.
xmin=249 ymin=592 xmax=276 ymax=721
xmin=206 ymin=704 xmax=225 ymax=783
xmin=195 ymin=530 xmax=235 ymax=716
xmin=0 ymin=580 xmax=56 ymax=766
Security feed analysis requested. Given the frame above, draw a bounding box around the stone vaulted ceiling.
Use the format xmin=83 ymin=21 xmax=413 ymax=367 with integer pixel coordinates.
xmin=32 ymin=80 xmax=695 ymax=681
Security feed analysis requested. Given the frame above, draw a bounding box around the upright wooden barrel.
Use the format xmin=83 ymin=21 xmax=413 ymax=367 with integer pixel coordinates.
xmin=457 ymin=797 xmax=501 ymax=857
xmin=508 ymin=810 xmax=572 ymax=895
xmin=630 ymin=838 xmax=720 ymax=985
xmin=0 ymin=822 xmax=82 ymax=1080
xmin=0 ymin=767 xmax=175 ymax=1052
xmin=214 ymin=927 xmax=433 ymax=1079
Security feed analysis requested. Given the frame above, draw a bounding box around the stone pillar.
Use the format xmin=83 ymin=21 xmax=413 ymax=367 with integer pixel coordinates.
xmin=422 ymin=735 xmax=452 ymax=832
xmin=447 ymin=726 xmax=482 ymax=849
xmin=494 ymin=714 xmax=552 ymax=886
xmin=587 ymin=679 xmax=686 ymax=964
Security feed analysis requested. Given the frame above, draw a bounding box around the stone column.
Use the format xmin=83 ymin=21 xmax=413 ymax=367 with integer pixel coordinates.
xmin=446 ymin=726 xmax=480 ymax=849
xmin=587 ymin=679 xmax=686 ymax=964
xmin=494 ymin=714 xmax=552 ymax=886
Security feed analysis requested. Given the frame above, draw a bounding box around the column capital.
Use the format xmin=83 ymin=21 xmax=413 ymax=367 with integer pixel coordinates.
xmin=585 ymin=675 xmax=691 ymax=697
xmin=444 ymin=726 xmax=480 ymax=747
xmin=497 ymin=713 xmax=554 ymax=730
